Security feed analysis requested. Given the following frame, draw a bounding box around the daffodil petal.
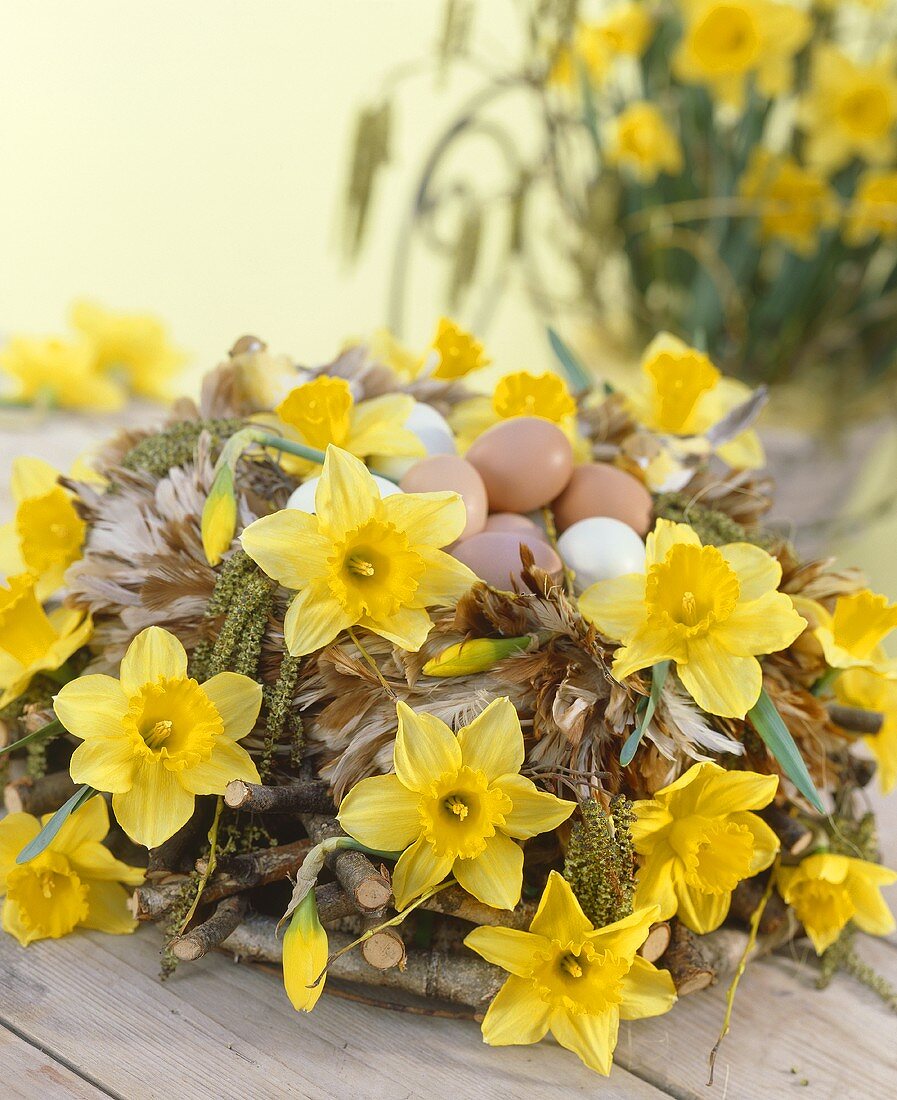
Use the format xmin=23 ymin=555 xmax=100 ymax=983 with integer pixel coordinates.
xmin=50 ymin=793 xmax=110 ymax=851
xmin=200 ymin=673 xmax=263 ymax=741
xmin=588 ymin=905 xmax=660 ymax=961
xmin=463 ymin=926 xmax=545 ymax=977
xmin=81 ymin=881 xmax=137 ymax=935
xmin=349 ymin=395 xmax=425 ymax=458
xmin=453 ymin=833 xmax=523 ymax=910
xmin=579 ymin=573 xmax=647 ymax=641
xmin=284 ymin=583 xmax=354 ymax=657
xmin=675 ymin=880 xmax=730 ymax=934
xmin=337 ymin=773 xmax=422 ymax=851
xmin=645 ymin=519 xmax=700 ymax=568
xmin=714 ymin=591 xmax=806 ymax=657
xmin=412 ymin=547 xmax=477 ymax=606
xmin=456 ymin=697 xmax=524 ymax=781
xmin=529 ymin=869 xmax=593 ymax=943
xmin=68 ymin=841 xmax=144 ymax=886
xmin=633 ymin=848 xmax=679 ymax=921
xmin=693 ymin=769 xmax=779 ymax=816
xmin=112 ymin=761 xmax=195 ymax=849
xmin=240 ymin=508 xmax=330 ymax=589
xmin=848 ymin=867 xmax=897 ymax=937
xmin=382 ymin=490 xmax=468 ymax=548
xmin=496 ymin=773 xmax=575 ymax=840
xmin=179 ymin=738 xmax=261 ymax=796
xmin=394 ymin=701 xmax=461 ymax=793
xmin=618 ymin=956 xmax=678 ymax=1020
xmin=11 ymin=456 xmax=60 ymax=500
xmin=120 ymin=627 xmax=188 ymax=696
xmin=0 ymin=814 xmax=41 ymax=891
xmin=611 ymin=623 xmax=684 ymax=682
xmin=282 ymin=895 xmax=329 ymax=1012
xmin=391 ymin=835 xmax=453 ymax=908
xmin=69 ymin=737 xmax=137 ymax=794
xmin=678 ymin=640 xmax=762 ymax=718
xmin=361 ymin=606 xmax=433 ymax=651
xmin=479 ymin=976 xmax=552 ymax=1047
xmin=315 ymin=446 xmax=377 ymax=538
xmin=727 ymin=812 xmax=780 ymax=873
xmin=630 ymin=800 xmax=674 ymax=849
xmin=53 ymin=674 xmax=129 ymax=740
xmin=549 ymin=1006 xmax=618 ymax=1076
xmin=716 ymin=430 xmax=765 ymax=470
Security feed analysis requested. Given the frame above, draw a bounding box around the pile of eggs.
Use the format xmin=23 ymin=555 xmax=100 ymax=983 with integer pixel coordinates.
xmin=287 ymin=402 xmax=654 ymax=593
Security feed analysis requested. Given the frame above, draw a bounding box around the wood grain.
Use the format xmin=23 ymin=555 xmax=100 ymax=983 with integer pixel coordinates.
xmin=0 ymin=1024 xmax=108 ymax=1099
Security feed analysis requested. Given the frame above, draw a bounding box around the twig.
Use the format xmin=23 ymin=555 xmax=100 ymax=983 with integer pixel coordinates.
xmin=301 ymin=815 xmax=392 ymax=914
xmin=224 ymin=778 xmax=334 ymax=814
xmin=759 ymin=805 xmax=813 ymax=856
xmin=169 ymin=894 xmax=248 ymax=961
xmin=173 ymin=797 xmax=224 ymax=936
xmin=361 ymin=920 xmax=407 ymax=971
xmin=639 ymin=922 xmax=671 ymax=963
xmin=661 ymin=921 xmax=716 ymax=995
xmin=4 ymin=770 xmax=77 ymax=815
xmin=828 ymin=704 xmax=884 ymax=735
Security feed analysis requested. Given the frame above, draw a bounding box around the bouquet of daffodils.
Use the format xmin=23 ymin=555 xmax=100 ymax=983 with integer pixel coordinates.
xmin=1 ymin=322 xmax=895 ymax=1078
xmin=345 ymin=0 xmax=897 ymax=401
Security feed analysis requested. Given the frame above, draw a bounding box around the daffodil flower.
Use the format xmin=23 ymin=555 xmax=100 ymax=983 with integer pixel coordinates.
xmin=631 ymin=761 xmax=780 ymax=933
xmin=338 ymin=698 xmax=575 ymax=910
xmin=69 ymin=299 xmax=186 ymax=401
xmin=464 ymin=871 xmax=676 ymax=1076
xmin=739 ymin=150 xmax=840 ymax=257
xmin=53 ymin=626 xmax=262 ymax=849
xmin=241 ymin=446 xmax=476 ymax=656
xmin=619 ymin=333 xmax=764 ymax=471
xmin=0 ymin=334 xmax=123 ymax=411
xmin=0 ymin=574 xmax=93 ymax=708
xmin=579 ymin=519 xmax=806 ymax=718
xmin=0 ymin=796 xmax=143 ymax=946
xmin=606 ymin=102 xmax=683 ymax=184
xmin=813 ymin=590 xmax=897 ymax=679
xmin=778 ymin=853 xmax=896 ymax=955
xmin=835 ymin=667 xmax=897 ymax=793
xmin=844 ymin=170 xmax=897 ymax=246
xmin=0 ymin=456 xmax=86 ymax=599
xmin=365 ymin=317 xmax=489 ymax=382
xmin=282 ymin=890 xmax=329 ymax=1012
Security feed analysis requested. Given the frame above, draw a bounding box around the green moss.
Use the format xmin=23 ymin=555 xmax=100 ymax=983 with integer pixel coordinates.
xmin=122 ymin=418 xmax=244 ymax=478
xmin=654 ymin=493 xmax=779 ymax=551
xmin=564 ymin=795 xmax=635 ymax=928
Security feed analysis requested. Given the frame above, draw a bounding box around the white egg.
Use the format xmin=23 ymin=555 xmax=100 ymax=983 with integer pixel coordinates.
xmin=374 ymin=402 xmax=457 ymax=481
xmin=556 ymin=517 xmax=646 ymax=592
xmin=286 ymin=474 xmax=402 ymax=514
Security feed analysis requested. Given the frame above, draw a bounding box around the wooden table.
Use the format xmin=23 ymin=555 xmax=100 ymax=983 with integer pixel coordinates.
xmin=2 ymin=414 xmax=897 ymax=1099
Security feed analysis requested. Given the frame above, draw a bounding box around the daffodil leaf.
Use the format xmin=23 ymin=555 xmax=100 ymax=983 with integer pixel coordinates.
xmin=748 ymin=690 xmax=825 ymax=814
xmin=547 ymin=326 xmax=591 ymax=395
xmin=0 ymin=717 xmax=64 ymax=758
xmin=15 ymin=785 xmax=96 ymax=865
xmin=620 ymin=661 xmax=670 ymax=767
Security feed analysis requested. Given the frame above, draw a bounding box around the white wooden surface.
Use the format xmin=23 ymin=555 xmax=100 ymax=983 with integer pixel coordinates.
xmin=2 ymin=413 xmax=897 ymax=1098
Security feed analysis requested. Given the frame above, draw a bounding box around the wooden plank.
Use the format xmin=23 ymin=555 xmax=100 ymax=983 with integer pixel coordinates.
xmin=0 ymin=925 xmax=668 ymax=1099
xmin=0 ymin=1024 xmax=108 ymax=1098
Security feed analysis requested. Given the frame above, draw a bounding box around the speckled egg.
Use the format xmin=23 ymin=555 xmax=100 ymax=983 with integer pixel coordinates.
xmin=451 ymin=531 xmax=563 ymax=591
xmin=399 ymin=455 xmax=487 ymax=540
xmin=466 ymin=418 xmax=574 ymax=513
xmin=551 ymin=462 xmax=653 ymax=536
xmin=556 ymin=517 xmax=646 ymax=592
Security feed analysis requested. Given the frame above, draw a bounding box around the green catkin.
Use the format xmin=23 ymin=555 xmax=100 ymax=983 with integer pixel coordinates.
xmin=122 ymin=418 xmax=244 ymax=478
xmin=653 ymin=493 xmax=779 ymax=551
xmin=260 ymin=652 xmax=302 ymax=782
xmin=564 ymin=795 xmax=636 ymax=928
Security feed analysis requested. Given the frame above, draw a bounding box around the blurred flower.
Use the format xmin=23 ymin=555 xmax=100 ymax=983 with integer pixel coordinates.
xmin=282 ymin=890 xmax=328 ymax=1012
xmin=464 ymin=871 xmax=675 ymax=1076
xmin=70 ymin=300 xmax=186 ymax=401
xmin=631 ymin=761 xmax=779 ymax=932
xmin=739 ymin=150 xmax=840 ymax=256
xmin=429 ymin=317 xmax=491 ymax=379
xmin=241 ymin=446 xmax=475 ymax=656
xmin=551 ymin=5 xmax=654 ymax=87
xmin=619 ymin=333 xmax=764 ymax=469
xmin=800 ymin=45 xmax=897 ymax=173
xmin=579 ymin=519 xmax=806 ymax=718
xmin=0 ymin=797 xmax=143 ymax=946
xmin=835 ymin=667 xmax=897 ymax=793
xmin=674 ymin=0 xmax=810 ymax=109
xmin=844 ymin=170 xmax=897 ymax=244
xmin=0 ymin=457 xmax=86 ymax=599
xmin=813 ymin=589 xmax=897 ymax=677
xmin=54 ymin=626 xmax=262 ymax=848
xmin=0 ymin=574 xmax=92 ymax=708
xmin=778 ymin=852 xmax=896 ymax=954
xmin=338 ymin=698 xmax=574 ymax=909
xmin=607 ymin=102 xmax=683 ymax=183
xmin=0 ymin=335 xmax=123 ymax=411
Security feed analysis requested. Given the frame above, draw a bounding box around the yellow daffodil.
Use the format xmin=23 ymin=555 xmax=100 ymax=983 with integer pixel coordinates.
xmin=579 ymin=519 xmax=806 ymax=718
xmin=241 ymin=446 xmax=476 ymax=656
xmin=338 ymin=698 xmax=575 ymax=909
xmin=464 ymin=871 xmax=676 ymax=1076
xmin=269 ymin=375 xmax=423 ymax=476
xmin=0 ymin=574 xmax=92 ymax=708
xmin=835 ymin=667 xmax=897 ymax=793
xmin=0 ymin=335 xmax=123 ymax=411
xmin=0 ymin=796 xmax=143 ymax=946
xmin=550 ymin=6 xmax=654 ymax=88
xmin=430 ymin=317 xmax=491 ymax=379
xmin=739 ymin=150 xmax=840 ymax=256
xmin=366 ymin=328 xmax=425 ymax=381
xmin=607 ymin=103 xmax=683 ymax=184
xmin=619 ymin=333 xmax=764 ymax=470
xmin=778 ymin=853 xmax=896 ymax=954
xmin=0 ymin=457 xmax=86 ymax=598
xmin=70 ymin=299 xmax=186 ymax=401
xmin=282 ymin=890 xmax=328 ymax=1012
xmin=53 ymin=626 xmax=262 ymax=849
xmin=800 ymin=46 xmax=897 ymax=174
xmin=844 ymin=170 xmax=897 ymax=245
xmin=813 ymin=589 xmax=897 ymax=678
xmin=631 ymin=761 xmax=780 ymax=932
xmin=674 ymin=0 xmax=811 ymax=109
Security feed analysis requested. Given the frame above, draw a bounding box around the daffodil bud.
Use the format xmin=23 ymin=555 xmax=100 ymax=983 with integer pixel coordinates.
xmin=201 ymin=464 xmax=238 ymax=566
xmin=282 ymin=890 xmax=328 ymax=1013
xmin=422 ymin=635 xmax=531 ymax=677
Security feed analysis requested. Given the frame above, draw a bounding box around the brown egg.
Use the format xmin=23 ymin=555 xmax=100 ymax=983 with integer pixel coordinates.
xmin=551 ymin=462 xmax=653 ymax=536
xmin=450 ymin=532 xmax=563 ymax=590
xmin=399 ymin=455 xmax=487 ymax=540
xmin=483 ymin=512 xmax=549 ymax=542
xmin=466 ymin=418 xmax=574 ymax=513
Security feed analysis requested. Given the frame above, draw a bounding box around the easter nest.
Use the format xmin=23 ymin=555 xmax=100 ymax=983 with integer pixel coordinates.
xmin=2 ymin=329 xmax=894 ymax=1077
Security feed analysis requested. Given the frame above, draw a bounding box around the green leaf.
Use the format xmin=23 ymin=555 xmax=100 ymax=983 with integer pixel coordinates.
xmin=748 ymin=689 xmax=825 ymax=814
xmin=16 ymin=785 xmax=96 ymax=865
xmin=0 ymin=717 xmax=64 ymax=758
xmin=620 ymin=661 xmax=670 ymax=766
xmin=547 ymin=326 xmax=591 ymax=395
